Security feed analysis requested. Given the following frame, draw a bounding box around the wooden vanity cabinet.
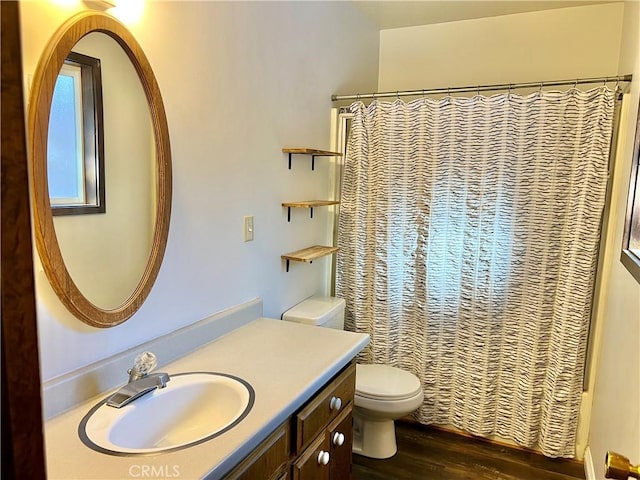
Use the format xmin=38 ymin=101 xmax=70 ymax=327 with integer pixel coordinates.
xmin=224 ymin=362 xmax=355 ymax=480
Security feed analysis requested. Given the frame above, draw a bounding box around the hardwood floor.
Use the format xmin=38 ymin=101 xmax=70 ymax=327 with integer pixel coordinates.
xmin=352 ymin=422 xmax=586 ymax=480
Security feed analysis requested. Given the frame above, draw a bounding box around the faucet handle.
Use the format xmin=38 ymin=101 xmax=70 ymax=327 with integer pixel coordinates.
xmin=128 ymin=351 xmax=158 ymax=381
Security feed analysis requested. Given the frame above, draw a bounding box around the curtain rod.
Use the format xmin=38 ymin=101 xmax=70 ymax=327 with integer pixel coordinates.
xmin=331 ymin=74 xmax=633 ymax=102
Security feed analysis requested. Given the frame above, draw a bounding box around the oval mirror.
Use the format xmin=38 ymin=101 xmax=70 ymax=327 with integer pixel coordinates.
xmin=29 ymin=12 xmax=172 ymax=327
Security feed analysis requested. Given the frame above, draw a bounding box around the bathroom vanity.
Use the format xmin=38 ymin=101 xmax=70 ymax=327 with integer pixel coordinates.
xmin=44 ymin=318 xmax=368 ymax=479
xmin=227 ymin=363 xmax=355 ymax=479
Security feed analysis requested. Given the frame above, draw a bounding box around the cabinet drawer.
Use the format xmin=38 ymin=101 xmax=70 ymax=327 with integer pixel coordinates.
xmin=295 ymin=363 xmax=355 ymax=453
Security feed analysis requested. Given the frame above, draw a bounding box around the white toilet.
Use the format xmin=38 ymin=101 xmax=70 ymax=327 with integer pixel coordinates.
xmin=282 ymin=295 xmax=425 ymax=459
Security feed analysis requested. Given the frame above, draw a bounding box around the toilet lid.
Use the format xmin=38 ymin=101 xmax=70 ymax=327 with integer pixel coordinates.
xmin=355 ymin=364 xmax=422 ymax=401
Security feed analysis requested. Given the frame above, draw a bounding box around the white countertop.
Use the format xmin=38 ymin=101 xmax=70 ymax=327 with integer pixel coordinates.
xmin=44 ymin=318 xmax=369 ymax=480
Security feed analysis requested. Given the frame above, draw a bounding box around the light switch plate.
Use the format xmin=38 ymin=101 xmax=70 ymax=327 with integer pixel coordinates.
xmin=243 ymin=215 xmax=254 ymax=242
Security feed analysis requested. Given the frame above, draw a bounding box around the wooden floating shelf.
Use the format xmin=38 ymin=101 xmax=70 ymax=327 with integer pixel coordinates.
xmin=282 ymin=245 xmax=339 ymax=263
xmin=282 ymin=147 xmax=343 ymax=170
xmin=281 ymin=245 xmax=339 ymax=272
xmin=282 ymin=148 xmax=343 ymax=156
xmin=282 ymin=200 xmax=340 ymax=221
xmin=282 ymin=200 xmax=340 ymax=208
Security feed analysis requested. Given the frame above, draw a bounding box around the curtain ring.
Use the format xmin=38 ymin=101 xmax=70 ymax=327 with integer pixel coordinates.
xmin=573 ymin=79 xmax=578 ymax=90
xmin=507 ymin=83 xmax=512 ymax=100
xmin=477 ymin=85 xmax=481 ymax=96
xmin=615 ymin=77 xmax=620 ymax=91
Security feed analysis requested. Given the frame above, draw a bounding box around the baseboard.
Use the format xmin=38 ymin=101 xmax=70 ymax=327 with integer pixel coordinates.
xmin=584 ymin=446 xmax=597 ymax=480
xmin=42 ymin=298 xmax=263 ymax=420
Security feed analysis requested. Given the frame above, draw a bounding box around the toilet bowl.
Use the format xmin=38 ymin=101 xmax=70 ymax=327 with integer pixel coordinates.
xmin=353 ymin=363 xmax=424 ymax=459
xmin=282 ymin=296 xmax=425 ymax=460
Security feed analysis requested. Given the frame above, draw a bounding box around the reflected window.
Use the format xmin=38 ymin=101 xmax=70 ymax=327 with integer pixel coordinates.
xmin=48 ymin=51 xmax=105 ymax=215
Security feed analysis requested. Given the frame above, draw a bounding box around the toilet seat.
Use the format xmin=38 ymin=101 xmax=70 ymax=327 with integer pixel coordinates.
xmin=355 ymin=364 xmax=422 ymax=401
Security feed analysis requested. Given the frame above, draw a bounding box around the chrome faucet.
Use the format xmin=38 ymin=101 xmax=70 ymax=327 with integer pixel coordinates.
xmin=106 ymin=352 xmax=170 ymax=408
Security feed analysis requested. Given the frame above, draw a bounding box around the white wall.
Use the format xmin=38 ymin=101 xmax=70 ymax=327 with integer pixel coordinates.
xmin=376 ymin=2 xmax=637 ymax=460
xmin=379 ymin=3 xmax=623 ymax=91
xmin=21 ymin=1 xmax=379 ymax=382
xmin=587 ymin=1 xmax=640 ymax=475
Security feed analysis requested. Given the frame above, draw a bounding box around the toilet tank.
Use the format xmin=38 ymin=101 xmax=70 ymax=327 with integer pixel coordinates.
xmin=282 ymin=295 xmax=345 ymax=330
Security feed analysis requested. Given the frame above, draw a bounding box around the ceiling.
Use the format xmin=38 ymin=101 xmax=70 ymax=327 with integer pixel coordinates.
xmin=351 ymin=0 xmax=620 ymax=29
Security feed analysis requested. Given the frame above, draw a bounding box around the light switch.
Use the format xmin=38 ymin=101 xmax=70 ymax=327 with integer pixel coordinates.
xmin=243 ymin=215 xmax=254 ymax=242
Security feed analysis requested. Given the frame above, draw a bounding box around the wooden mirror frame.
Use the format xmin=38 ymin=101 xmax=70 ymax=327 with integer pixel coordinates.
xmin=621 ymin=97 xmax=640 ymax=284
xmin=28 ymin=12 xmax=172 ymax=327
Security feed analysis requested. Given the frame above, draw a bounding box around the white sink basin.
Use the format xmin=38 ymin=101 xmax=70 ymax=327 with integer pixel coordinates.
xmin=79 ymin=372 xmax=254 ymax=455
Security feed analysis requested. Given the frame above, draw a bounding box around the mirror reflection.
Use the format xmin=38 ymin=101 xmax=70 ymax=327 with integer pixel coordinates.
xmin=49 ymin=50 xmax=105 ymax=215
xmin=49 ymin=32 xmax=156 ymax=310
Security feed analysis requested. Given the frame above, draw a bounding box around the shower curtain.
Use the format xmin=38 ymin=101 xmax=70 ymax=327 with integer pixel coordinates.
xmin=336 ymin=87 xmax=616 ymax=457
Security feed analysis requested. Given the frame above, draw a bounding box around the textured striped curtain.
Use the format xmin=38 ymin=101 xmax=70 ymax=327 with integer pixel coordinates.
xmin=336 ymin=87 xmax=616 ymax=457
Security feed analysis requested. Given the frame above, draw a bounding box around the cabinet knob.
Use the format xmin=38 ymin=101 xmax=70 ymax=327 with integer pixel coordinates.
xmin=329 ymin=396 xmax=342 ymax=411
xmin=332 ymin=432 xmax=345 ymax=446
xmin=317 ymin=450 xmax=330 ymax=465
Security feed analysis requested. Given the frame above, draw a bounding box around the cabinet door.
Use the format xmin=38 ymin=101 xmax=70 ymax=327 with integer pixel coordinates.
xmin=292 ymin=432 xmax=331 ymax=480
xmin=225 ymin=421 xmax=290 ymax=480
xmin=328 ymin=406 xmax=353 ymax=480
